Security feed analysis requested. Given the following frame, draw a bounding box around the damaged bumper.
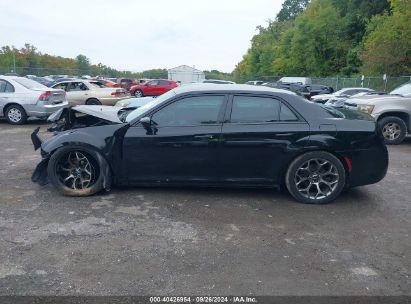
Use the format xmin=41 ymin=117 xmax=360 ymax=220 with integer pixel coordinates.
xmin=31 ymin=127 xmax=49 ymax=185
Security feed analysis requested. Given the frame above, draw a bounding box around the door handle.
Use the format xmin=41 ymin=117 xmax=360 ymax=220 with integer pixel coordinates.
xmin=195 ymin=134 xmax=214 ymax=140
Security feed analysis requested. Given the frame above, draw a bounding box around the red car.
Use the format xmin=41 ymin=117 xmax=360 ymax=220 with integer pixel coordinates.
xmin=129 ymin=79 xmax=178 ymax=97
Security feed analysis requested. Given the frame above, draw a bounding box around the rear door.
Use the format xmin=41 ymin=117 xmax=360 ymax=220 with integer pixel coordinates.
xmin=219 ymin=94 xmax=310 ymax=185
xmin=66 ymin=82 xmax=90 ymax=105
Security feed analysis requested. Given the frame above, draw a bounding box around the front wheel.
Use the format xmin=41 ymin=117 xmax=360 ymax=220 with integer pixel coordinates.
xmin=134 ymin=90 xmax=144 ymax=98
xmin=285 ymin=151 xmax=346 ymax=204
xmin=378 ymin=116 xmax=407 ymax=145
xmin=47 ymin=146 xmax=109 ymax=196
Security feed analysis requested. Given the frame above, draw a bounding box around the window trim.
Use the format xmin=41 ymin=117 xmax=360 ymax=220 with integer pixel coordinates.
xmin=224 ymin=93 xmax=305 ymax=125
xmin=135 ymin=93 xmax=229 ymax=128
xmin=0 ymin=79 xmax=15 ymax=93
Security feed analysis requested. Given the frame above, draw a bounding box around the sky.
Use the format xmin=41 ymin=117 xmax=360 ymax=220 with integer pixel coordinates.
xmin=0 ymin=0 xmax=284 ymax=73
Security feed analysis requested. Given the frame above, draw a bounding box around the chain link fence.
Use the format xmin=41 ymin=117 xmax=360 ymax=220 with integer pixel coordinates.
xmin=256 ymin=75 xmax=411 ymax=92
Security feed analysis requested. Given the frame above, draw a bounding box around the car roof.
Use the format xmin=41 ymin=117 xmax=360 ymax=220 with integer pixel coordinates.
xmin=0 ymin=75 xmax=27 ymax=81
xmin=174 ymin=83 xmax=295 ymax=95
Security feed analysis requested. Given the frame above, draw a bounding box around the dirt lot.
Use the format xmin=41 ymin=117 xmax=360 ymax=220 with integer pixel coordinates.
xmin=0 ymin=120 xmax=410 ymax=296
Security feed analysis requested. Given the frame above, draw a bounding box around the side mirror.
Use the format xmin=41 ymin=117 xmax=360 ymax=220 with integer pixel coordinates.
xmin=140 ymin=116 xmax=152 ymax=128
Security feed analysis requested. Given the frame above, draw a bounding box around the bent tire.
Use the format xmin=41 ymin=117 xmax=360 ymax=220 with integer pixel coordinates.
xmin=378 ymin=116 xmax=407 ymax=145
xmin=134 ymin=89 xmax=144 ymax=98
xmin=85 ymin=98 xmax=102 ymax=105
xmin=285 ymin=151 xmax=346 ymax=204
xmin=5 ymin=104 xmax=28 ymax=124
xmin=47 ymin=146 xmax=109 ymax=196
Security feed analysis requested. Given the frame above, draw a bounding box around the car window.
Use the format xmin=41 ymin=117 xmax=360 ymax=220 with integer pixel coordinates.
xmin=0 ymin=80 xmax=15 ymax=93
xmin=13 ymin=78 xmax=47 ymax=90
xmin=152 ymin=95 xmax=225 ymax=127
xmin=280 ymin=104 xmax=299 ymax=121
xmin=230 ymin=96 xmax=280 ymax=123
xmin=147 ymin=80 xmax=159 ymax=86
xmin=69 ymin=82 xmax=88 ymax=91
xmin=158 ymin=80 xmax=170 ymax=86
xmin=390 ymin=83 xmax=411 ymax=96
xmin=53 ymin=83 xmax=69 ymax=91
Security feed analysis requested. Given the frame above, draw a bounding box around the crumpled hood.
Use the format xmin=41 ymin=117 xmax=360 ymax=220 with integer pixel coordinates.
xmin=49 ymin=105 xmax=122 ymax=124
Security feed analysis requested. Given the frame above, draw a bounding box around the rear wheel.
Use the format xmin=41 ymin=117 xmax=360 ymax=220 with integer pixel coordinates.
xmin=285 ymin=151 xmax=346 ymax=204
xmin=134 ymin=90 xmax=144 ymax=98
xmin=85 ymin=98 xmax=102 ymax=105
xmin=5 ymin=104 xmax=27 ymax=125
xmin=47 ymin=146 xmax=108 ymax=196
xmin=378 ymin=116 xmax=407 ymax=145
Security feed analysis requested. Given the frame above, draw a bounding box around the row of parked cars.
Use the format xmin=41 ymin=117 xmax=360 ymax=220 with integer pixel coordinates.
xmin=309 ymin=83 xmax=411 ymax=145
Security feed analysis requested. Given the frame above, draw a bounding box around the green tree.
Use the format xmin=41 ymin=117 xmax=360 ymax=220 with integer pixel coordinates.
xmin=277 ymin=0 xmax=310 ymax=22
xmin=75 ymin=54 xmax=91 ymax=75
xmin=361 ymin=0 xmax=411 ymax=75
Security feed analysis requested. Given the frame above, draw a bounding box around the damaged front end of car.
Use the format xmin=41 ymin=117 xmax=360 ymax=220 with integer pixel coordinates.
xmin=31 ymin=105 xmax=129 ymax=187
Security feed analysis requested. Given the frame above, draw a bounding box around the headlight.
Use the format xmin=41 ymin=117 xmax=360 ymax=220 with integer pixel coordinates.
xmin=115 ymin=102 xmax=129 ymax=108
xmin=357 ymin=104 xmax=375 ymax=114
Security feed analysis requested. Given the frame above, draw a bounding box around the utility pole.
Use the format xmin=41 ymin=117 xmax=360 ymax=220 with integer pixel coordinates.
xmin=11 ymin=50 xmax=16 ymax=73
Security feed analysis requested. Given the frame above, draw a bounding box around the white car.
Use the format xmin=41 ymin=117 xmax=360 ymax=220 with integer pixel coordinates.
xmin=0 ymin=76 xmax=68 ymax=124
xmin=311 ymin=87 xmax=374 ymax=104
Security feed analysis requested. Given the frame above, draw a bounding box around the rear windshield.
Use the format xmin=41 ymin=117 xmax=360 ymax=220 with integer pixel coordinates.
xmin=13 ymin=78 xmax=47 ymax=90
xmin=319 ymin=104 xmax=345 ymax=118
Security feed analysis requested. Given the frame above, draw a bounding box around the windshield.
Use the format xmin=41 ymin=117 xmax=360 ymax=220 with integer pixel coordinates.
xmin=390 ymin=83 xmax=411 ymax=96
xmin=13 ymin=78 xmax=48 ymax=90
xmin=125 ymin=90 xmax=176 ymax=122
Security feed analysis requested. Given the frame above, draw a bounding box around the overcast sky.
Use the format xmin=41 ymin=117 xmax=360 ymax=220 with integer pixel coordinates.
xmin=0 ymin=0 xmax=284 ymax=72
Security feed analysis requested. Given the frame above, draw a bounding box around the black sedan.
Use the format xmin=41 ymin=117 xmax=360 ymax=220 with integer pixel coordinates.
xmin=31 ymin=84 xmax=388 ymax=204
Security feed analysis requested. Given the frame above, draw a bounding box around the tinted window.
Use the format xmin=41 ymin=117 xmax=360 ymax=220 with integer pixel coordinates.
xmin=230 ymin=96 xmax=280 ymax=123
xmin=152 ymin=95 xmax=225 ymax=126
xmin=280 ymin=104 xmax=298 ymax=121
xmin=158 ymin=80 xmax=170 ymax=86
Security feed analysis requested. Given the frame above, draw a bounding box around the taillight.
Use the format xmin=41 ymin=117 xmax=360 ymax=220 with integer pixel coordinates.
xmin=39 ymin=91 xmax=52 ymax=101
xmin=111 ymin=89 xmax=125 ymax=96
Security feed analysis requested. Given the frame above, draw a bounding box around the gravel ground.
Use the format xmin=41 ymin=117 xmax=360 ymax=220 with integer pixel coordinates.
xmin=0 ymin=120 xmax=410 ymax=296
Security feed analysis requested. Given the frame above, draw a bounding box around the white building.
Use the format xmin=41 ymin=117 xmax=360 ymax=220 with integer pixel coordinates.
xmin=168 ymin=65 xmax=205 ymax=84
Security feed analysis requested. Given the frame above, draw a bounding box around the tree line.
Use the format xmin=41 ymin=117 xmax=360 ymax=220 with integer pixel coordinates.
xmin=0 ymin=44 xmax=168 ymax=79
xmin=233 ymin=0 xmax=411 ymax=83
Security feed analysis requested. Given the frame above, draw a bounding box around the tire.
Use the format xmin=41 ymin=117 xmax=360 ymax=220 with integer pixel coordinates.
xmin=134 ymin=90 xmax=144 ymax=98
xmin=378 ymin=116 xmax=407 ymax=145
xmin=85 ymin=98 xmax=102 ymax=105
xmin=285 ymin=151 xmax=346 ymax=204
xmin=47 ymin=146 xmax=109 ymax=196
xmin=5 ymin=104 xmax=27 ymax=125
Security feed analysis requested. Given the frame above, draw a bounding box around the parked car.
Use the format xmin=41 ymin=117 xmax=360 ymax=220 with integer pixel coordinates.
xmin=117 ymin=78 xmax=134 ymax=90
xmin=311 ymin=87 xmax=374 ymax=104
xmin=0 ymin=76 xmax=68 ymax=124
xmin=287 ymin=84 xmax=334 ymax=99
xmin=203 ymin=79 xmax=236 ymax=84
xmin=129 ymin=79 xmax=178 ymax=97
xmin=88 ymin=79 xmax=120 ymax=88
xmin=27 ymin=75 xmax=54 ymax=87
xmin=51 ymin=80 xmax=129 ymax=106
xmin=278 ymin=77 xmax=312 ymax=88
xmin=31 ymin=84 xmax=388 ymax=205
xmin=245 ymin=81 xmax=265 ymax=86
xmin=347 ymin=82 xmax=411 ymax=145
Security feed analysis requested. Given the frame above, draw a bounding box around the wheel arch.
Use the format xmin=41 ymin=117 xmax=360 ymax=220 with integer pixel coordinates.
xmin=377 ymin=112 xmax=410 ymax=131
xmin=279 ymin=149 xmax=351 ymax=187
xmin=2 ymin=102 xmax=27 ymax=116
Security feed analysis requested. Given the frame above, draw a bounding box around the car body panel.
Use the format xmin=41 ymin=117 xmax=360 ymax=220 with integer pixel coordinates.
xmin=0 ymin=76 xmax=68 ymax=119
xmin=32 ymin=84 xmax=388 ymax=194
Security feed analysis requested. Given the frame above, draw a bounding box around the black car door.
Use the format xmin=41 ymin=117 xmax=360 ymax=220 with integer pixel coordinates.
xmin=219 ymin=94 xmax=310 ymax=185
xmin=122 ymin=94 xmax=227 ymax=184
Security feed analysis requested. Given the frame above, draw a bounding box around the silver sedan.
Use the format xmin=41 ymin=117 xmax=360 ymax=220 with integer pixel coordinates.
xmin=0 ymin=76 xmax=68 ymax=124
